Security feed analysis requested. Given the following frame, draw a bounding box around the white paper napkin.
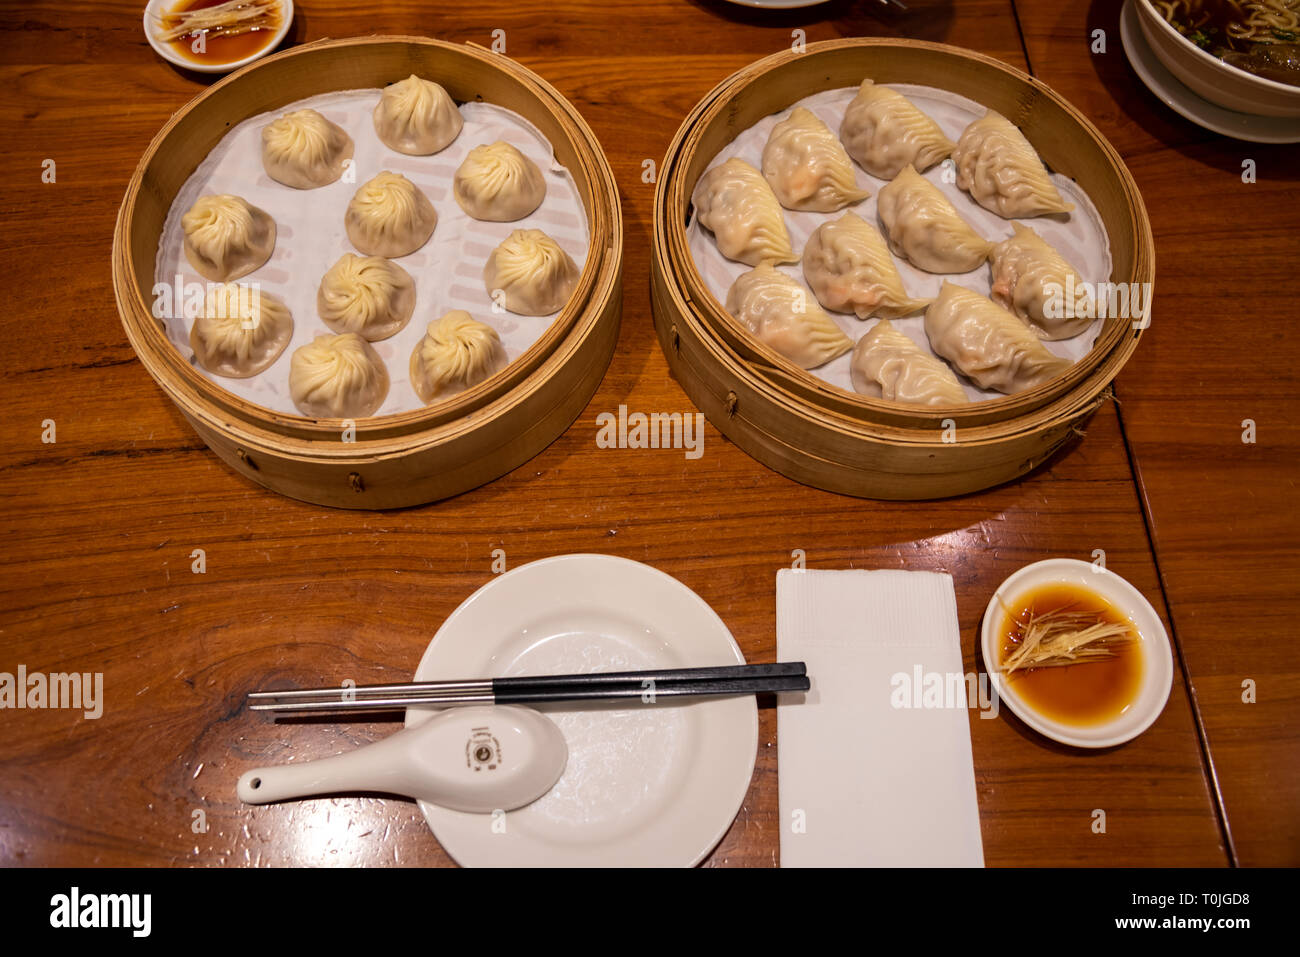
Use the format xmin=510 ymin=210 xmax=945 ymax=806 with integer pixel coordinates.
xmin=777 ymin=568 xmax=984 ymax=867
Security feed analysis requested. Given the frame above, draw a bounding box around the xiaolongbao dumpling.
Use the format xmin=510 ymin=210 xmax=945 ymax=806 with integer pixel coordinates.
xmin=190 ymin=283 xmax=294 ymax=378
xmin=952 ymin=111 xmax=1074 ymax=218
xmin=181 ymin=194 xmax=276 ymax=282
xmin=288 ymin=333 xmax=390 ymax=418
xmin=692 ymin=157 xmax=797 ymax=266
xmin=317 ymin=253 xmax=416 ymax=342
xmin=876 ymin=165 xmax=992 ymax=274
xmin=923 ymin=282 xmax=1071 ymax=394
xmin=261 ymin=109 xmax=354 ymax=189
xmin=409 ymin=311 xmax=509 ymax=404
xmin=454 ymin=141 xmax=546 ymax=222
xmin=989 ymin=223 xmax=1091 ymax=340
xmin=483 ymin=228 xmax=580 ymax=316
xmin=372 ymin=74 xmax=463 ymax=155
xmin=345 ymin=172 xmax=437 ymax=258
xmin=761 ymin=107 xmax=870 ymax=213
xmin=839 ymin=80 xmax=955 ymax=180
xmin=802 ymin=212 xmax=931 ymax=320
xmin=850 ymin=319 xmax=966 ymax=406
xmin=725 ymin=263 xmax=853 ymax=369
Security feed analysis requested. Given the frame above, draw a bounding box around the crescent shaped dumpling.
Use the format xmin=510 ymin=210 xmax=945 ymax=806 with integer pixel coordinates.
xmin=261 ymin=109 xmax=354 ymax=189
xmin=802 ymin=212 xmax=932 ymax=320
xmin=839 ymin=80 xmax=956 ymax=180
xmin=454 ymin=141 xmax=547 ymax=222
xmin=483 ymin=228 xmax=580 ymax=316
xmin=181 ymin=194 xmax=276 ymax=283
xmin=877 ymin=164 xmax=992 ymax=274
xmin=409 ymin=310 xmax=509 ymax=404
xmin=850 ymin=319 xmax=967 ymax=406
xmin=761 ymin=107 xmax=870 ymax=213
xmin=952 ymin=111 xmax=1074 ymax=218
xmin=725 ymin=263 xmax=853 ymax=369
xmin=345 ymin=171 xmax=437 ymax=258
xmin=923 ymin=282 xmax=1071 ymax=394
xmin=288 ymin=333 xmax=390 ymax=418
xmin=190 ymin=283 xmax=294 ymax=378
xmin=372 ymin=74 xmax=463 ymax=155
xmin=317 ymin=253 xmax=416 ymax=342
xmin=989 ymin=223 xmax=1092 ymax=340
xmin=692 ymin=157 xmax=797 ymax=266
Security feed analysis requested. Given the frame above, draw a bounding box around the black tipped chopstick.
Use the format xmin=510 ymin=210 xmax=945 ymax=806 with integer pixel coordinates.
xmin=248 ymin=661 xmax=809 ymax=713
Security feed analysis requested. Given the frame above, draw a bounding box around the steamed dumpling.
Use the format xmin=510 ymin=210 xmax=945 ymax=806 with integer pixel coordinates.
xmin=190 ymin=283 xmax=294 ymax=378
xmin=454 ymin=141 xmax=546 ymax=222
xmin=876 ymin=164 xmax=992 ymax=274
xmin=725 ymin=263 xmax=853 ymax=369
xmin=483 ymin=228 xmax=580 ymax=316
xmin=952 ymin=111 xmax=1074 ymax=218
xmin=839 ymin=80 xmax=956 ymax=180
xmin=692 ymin=157 xmax=797 ymax=266
xmin=345 ymin=172 xmax=437 ymax=258
xmin=802 ymin=212 xmax=931 ymax=320
xmin=409 ymin=310 xmax=509 ymax=404
xmin=989 ymin=223 xmax=1092 ymax=340
xmin=288 ymin=333 xmax=390 ymax=418
xmin=372 ymin=74 xmax=463 ymax=155
xmin=850 ymin=319 xmax=967 ymax=406
xmin=761 ymin=107 xmax=870 ymax=212
xmin=261 ymin=109 xmax=354 ymax=189
xmin=181 ymin=194 xmax=276 ymax=282
xmin=923 ymin=282 xmax=1071 ymax=394
xmin=317 ymin=253 xmax=415 ymax=341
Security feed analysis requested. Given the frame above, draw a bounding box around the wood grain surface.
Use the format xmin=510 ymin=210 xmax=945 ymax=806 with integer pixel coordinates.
xmin=0 ymin=0 xmax=1283 ymax=868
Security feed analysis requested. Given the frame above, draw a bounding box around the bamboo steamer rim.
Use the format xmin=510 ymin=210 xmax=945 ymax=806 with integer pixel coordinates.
xmin=115 ymin=35 xmax=621 ymax=455
xmin=654 ymin=38 xmax=1153 ymax=432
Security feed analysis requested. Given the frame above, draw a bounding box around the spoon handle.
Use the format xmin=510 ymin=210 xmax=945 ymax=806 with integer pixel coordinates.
xmin=236 ymin=733 xmax=413 ymax=804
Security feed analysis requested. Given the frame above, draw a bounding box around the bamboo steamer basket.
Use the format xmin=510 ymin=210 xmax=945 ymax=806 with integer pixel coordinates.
xmin=114 ymin=36 xmax=622 ymax=509
xmin=652 ymin=39 xmax=1153 ymax=500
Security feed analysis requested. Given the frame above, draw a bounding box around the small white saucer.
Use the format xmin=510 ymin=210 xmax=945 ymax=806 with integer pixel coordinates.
xmin=143 ymin=0 xmax=294 ymax=75
xmin=406 ymin=554 xmax=758 ymax=867
xmin=980 ymin=558 xmax=1174 ymax=749
xmin=1120 ymin=0 xmax=1300 ymax=143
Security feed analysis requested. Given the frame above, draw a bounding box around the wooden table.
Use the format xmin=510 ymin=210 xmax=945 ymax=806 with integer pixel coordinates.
xmin=0 ymin=0 xmax=1291 ymax=867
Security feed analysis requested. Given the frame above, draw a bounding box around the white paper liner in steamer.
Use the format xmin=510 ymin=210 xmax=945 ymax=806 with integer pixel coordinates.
xmin=687 ymin=84 xmax=1113 ymax=403
xmin=155 ymin=90 xmax=590 ymax=418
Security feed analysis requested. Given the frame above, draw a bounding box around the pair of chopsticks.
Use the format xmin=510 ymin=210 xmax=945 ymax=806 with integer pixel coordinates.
xmin=248 ymin=661 xmax=809 ymax=713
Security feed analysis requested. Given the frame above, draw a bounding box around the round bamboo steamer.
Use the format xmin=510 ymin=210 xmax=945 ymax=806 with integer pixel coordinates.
xmin=652 ymin=39 xmax=1154 ymax=499
xmin=114 ymin=36 xmax=622 ymax=509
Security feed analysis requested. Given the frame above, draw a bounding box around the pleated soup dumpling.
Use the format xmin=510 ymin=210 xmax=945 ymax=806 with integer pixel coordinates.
xmin=761 ymin=106 xmax=870 ymax=213
xmin=725 ymin=263 xmax=853 ymax=370
xmin=181 ymin=194 xmax=276 ymax=282
xmin=190 ymin=282 xmax=294 ymax=378
xmin=454 ymin=141 xmax=546 ymax=222
xmin=261 ymin=109 xmax=355 ymax=189
xmin=989 ymin=223 xmax=1092 ymax=340
xmin=850 ymin=318 xmax=967 ymax=406
xmin=923 ymin=282 xmax=1071 ymax=394
xmin=802 ymin=212 xmax=932 ymax=320
xmin=876 ymin=164 xmax=992 ymax=274
xmin=345 ymin=171 xmax=437 ymax=258
xmin=317 ymin=253 xmax=416 ymax=341
xmin=372 ymin=74 xmax=463 ymax=155
xmin=952 ymin=110 xmax=1074 ymax=218
xmin=692 ymin=157 xmax=797 ymax=266
xmin=409 ymin=310 xmax=509 ymax=404
xmin=483 ymin=228 xmax=580 ymax=316
xmin=288 ymin=332 xmax=390 ymax=418
xmin=839 ymin=79 xmax=956 ymax=181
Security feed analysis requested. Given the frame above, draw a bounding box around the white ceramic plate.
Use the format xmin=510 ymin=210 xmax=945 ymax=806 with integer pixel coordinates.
xmin=143 ymin=0 xmax=294 ymax=74
xmin=405 ymin=554 xmax=758 ymax=866
xmin=980 ymin=558 xmax=1174 ymax=748
xmin=1120 ymin=0 xmax=1300 ymax=143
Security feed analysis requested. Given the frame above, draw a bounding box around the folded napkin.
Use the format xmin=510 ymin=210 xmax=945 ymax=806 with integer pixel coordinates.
xmin=777 ymin=569 xmax=984 ymax=867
